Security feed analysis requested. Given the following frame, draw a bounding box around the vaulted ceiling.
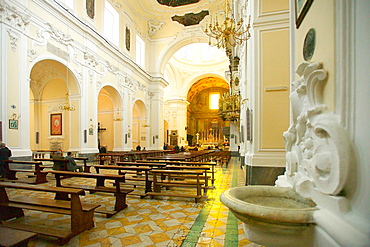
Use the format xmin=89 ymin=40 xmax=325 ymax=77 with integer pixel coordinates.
xmin=116 ymin=0 xmax=225 ymax=39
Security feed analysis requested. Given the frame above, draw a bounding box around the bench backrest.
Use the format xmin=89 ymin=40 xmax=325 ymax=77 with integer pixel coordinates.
xmin=0 ymin=181 xmax=85 ymax=195
xmin=94 ymin=165 xmax=151 ymax=171
xmin=48 ymin=170 xmax=125 ymax=179
xmin=151 ymin=169 xmax=204 ymax=175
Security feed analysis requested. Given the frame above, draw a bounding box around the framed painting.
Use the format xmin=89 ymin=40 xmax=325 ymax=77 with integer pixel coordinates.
xmin=295 ymin=0 xmax=314 ymax=29
xmin=9 ymin=120 xmax=18 ymax=130
xmin=50 ymin=113 xmax=62 ymax=135
xmin=86 ymin=0 xmax=95 ymax=19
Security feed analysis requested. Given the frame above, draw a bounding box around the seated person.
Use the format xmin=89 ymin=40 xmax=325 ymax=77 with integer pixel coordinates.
xmin=99 ymin=145 xmax=107 ymax=153
xmin=52 ymin=151 xmax=65 ymax=170
xmin=65 ymin=152 xmax=83 ymax=172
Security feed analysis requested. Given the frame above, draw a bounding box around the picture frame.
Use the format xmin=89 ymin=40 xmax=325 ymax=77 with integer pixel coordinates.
xmin=9 ymin=120 xmax=18 ymax=130
xmin=295 ymin=0 xmax=314 ymax=29
xmin=50 ymin=113 xmax=62 ymax=135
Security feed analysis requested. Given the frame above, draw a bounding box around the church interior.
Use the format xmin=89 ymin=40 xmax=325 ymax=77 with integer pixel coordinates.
xmin=0 ymin=0 xmax=369 ymax=246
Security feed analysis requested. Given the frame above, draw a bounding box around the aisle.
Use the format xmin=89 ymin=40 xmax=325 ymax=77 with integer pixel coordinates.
xmin=7 ymin=157 xmax=261 ymax=246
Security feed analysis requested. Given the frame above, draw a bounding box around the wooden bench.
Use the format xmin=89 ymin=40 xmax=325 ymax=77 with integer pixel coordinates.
xmin=146 ymin=169 xmax=205 ymax=203
xmin=0 ymin=226 xmax=37 ymax=247
xmin=48 ymin=170 xmax=133 ymax=218
xmin=74 ymin=157 xmax=90 ymax=172
xmin=165 ymin=165 xmax=211 ymax=190
xmin=116 ymin=161 xmax=167 ymax=169
xmin=93 ymin=165 xmax=152 ymax=198
xmin=34 ymin=158 xmax=90 ymax=172
xmin=0 ymin=181 xmax=100 ymax=245
xmin=136 ymin=160 xmax=217 ymax=187
xmin=4 ymin=160 xmax=49 ymax=184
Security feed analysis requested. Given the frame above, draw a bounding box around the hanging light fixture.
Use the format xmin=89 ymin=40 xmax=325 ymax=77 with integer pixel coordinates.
xmin=59 ymin=61 xmax=75 ymax=111
xmin=59 ymin=92 xmax=75 ymax=111
xmin=113 ymin=108 xmax=123 ymax=121
xmin=204 ymin=0 xmax=251 ymax=56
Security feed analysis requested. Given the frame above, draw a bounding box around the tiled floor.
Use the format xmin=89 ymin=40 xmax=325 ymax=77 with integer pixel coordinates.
xmin=4 ymin=157 xmax=262 ymax=247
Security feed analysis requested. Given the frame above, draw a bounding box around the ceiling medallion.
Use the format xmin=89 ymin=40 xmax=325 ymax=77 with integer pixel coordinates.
xmin=157 ymin=0 xmax=200 ymax=7
xmin=303 ymin=28 xmax=316 ymax=61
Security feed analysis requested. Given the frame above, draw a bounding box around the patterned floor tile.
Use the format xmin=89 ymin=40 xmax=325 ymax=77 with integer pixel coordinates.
xmin=5 ymin=157 xmax=263 ymax=247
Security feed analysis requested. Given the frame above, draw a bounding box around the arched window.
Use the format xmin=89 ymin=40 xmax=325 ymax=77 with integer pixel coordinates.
xmin=104 ymin=2 xmax=119 ymax=46
xmin=209 ymin=93 xmax=220 ymax=110
xmin=136 ymin=35 xmax=145 ymax=68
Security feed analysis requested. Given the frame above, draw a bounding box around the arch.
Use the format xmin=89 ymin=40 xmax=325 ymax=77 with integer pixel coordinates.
xmin=97 ymin=86 xmax=124 ymax=151
xmin=29 ymin=59 xmax=80 ymax=152
xmin=186 ymin=75 xmax=230 ymax=147
xmin=158 ymin=36 xmax=209 ymax=75
xmin=132 ymin=99 xmax=147 ymax=149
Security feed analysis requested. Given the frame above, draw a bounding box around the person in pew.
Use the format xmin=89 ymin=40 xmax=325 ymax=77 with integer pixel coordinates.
xmin=65 ymin=152 xmax=83 ymax=172
xmin=52 ymin=151 xmax=66 ymax=170
xmin=0 ymin=142 xmax=12 ymax=178
xmin=99 ymin=145 xmax=107 ymax=153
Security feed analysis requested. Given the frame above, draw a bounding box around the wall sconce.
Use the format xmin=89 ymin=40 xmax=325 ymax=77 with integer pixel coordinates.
xmin=10 ymin=112 xmax=20 ymax=120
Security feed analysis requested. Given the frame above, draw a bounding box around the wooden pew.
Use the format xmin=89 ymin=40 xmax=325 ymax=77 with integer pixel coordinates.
xmin=136 ymin=160 xmax=217 ymax=187
xmin=116 ymin=161 xmax=167 ymax=169
xmin=74 ymin=157 xmax=90 ymax=172
xmin=4 ymin=160 xmax=49 ymax=184
xmin=48 ymin=170 xmax=133 ymax=218
xmin=0 ymin=181 xmax=100 ymax=245
xmin=146 ymin=169 xmax=205 ymax=203
xmin=0 ymin=226 xmax=37 ymax=247
xmin=93 ymin=165 xmax=152 ymax=198
xmin=165 ymin=165 xmax=211 ymax=190
xmin=34 ymin=158 xmax=90 ymax=172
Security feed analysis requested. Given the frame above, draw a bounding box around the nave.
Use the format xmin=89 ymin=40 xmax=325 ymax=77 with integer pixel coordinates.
xmin=5 ymin=157 xmax=261 ymax=247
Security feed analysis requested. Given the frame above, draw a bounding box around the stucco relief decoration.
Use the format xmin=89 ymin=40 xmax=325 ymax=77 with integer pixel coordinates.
xmin=283 ymin=62 xmax=350 ymax=196
xmin=43 ymin=23 xmax=74 ymax=46
xmin=105 ymin=61 xmax=119 ymax=74
xmin=28 ymin=49 xmax=38 ymax=62
xmin=30 ymin=63 xmax=61 ymax=100
xmin=148 ymin=18 xmax=165 ymax=37
xmin=0 ymin=2 xmax=30 ymax=29
xmin=7 ymin=29 xmax=19 ymax=51
xmin=84 ymin=52 xmax=99 ymax=68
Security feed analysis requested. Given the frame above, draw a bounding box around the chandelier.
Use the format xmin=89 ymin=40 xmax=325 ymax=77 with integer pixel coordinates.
xmin=218 ymin=92 xmax=241 ymax=122
xmin=59 ymin=93 xmax=75 ymax=111
xmin=204 ymin=0 xmax=251 ymax=55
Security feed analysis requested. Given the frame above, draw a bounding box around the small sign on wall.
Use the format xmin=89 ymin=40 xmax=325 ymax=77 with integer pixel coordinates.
xmin=9 ymin=120 xmax=18 ymax=129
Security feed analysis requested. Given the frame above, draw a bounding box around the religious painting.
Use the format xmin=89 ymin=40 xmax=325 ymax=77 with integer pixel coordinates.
xmin=125 ymin=27 xmax=130 ymax=51
xmin=171 ymin=10 xmax=209 ymax=27
xmin=157 ymin=0 xmax=200 ymax=7
xmin=295 ymin=0 xmax=314 ymax=28
xmin=50 ymin=113 xmax=62 ymax=135
xmin=86 ymin=0 xmax=95 ymax=19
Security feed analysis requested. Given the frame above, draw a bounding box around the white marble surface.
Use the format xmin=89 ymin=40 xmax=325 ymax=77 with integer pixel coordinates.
xmin=221 ymin=185 xmax=317 ymax=224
